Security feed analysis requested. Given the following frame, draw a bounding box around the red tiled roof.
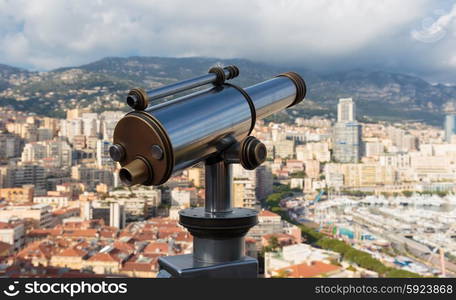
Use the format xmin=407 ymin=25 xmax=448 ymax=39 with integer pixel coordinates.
xmin=275 ymin=261 xmax=341 ymax=278
xmin=259 ymin=210 xmax=280 ymax=217
xmin=56 ymin=247 xmax=87 ymax=258
xmin=88 ymin=248 xmax=130 ymax=263
xmin=62 ymin=229 xmax=98 ymax=238
xmin=113 ymin=241 xmax=135 ymax=253
xmin=174 ymin=232 xmax=192 ymax=243
xmin=27 ymin=229 xmax=63 ymax=237
xmin=0 ymin=221 xmax=21 ymax=229
xmin=133 ymin=231 xmax=156 ymax=241
xmin=16 ymin=241 xmax=58 ymax=260
xmin=143 ymin=242 xmax=168 ymax=254
xmin=88 ymin=252 xmax=118 ymax=263
xmin=121 ymin=255 xmax=158 ymax=272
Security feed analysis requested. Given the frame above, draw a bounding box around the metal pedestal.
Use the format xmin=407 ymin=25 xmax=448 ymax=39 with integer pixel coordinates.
xmin=157 ymin=159 xmax=259 ymax=278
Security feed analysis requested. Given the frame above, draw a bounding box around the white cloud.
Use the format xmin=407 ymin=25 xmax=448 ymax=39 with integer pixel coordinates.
xmin=0 ymin=0 xmax=455 ymax=82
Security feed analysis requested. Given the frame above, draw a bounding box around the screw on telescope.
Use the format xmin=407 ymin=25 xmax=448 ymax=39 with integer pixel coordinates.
xmin=109 ymin=144 xmax=126 ymax=162
xmin=150 ymin=145 xmax=163 ymax=160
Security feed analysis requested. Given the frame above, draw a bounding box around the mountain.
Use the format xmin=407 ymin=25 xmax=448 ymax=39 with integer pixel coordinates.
xmin=0 ymin=56 xmax=455 ymax=125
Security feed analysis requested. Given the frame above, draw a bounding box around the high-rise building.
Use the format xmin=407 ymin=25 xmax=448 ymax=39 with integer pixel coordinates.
xmin=255 ymin=164 xmax=273 ymax=201
xmin=0 ymin=131 xmax=23 ymax=159
xmin=333 ymin=122 xmax=362 ymax=163
xmin=337 ymin=98 xmax=355 ymax=122
xmin=444 ymin=114 xmax=456 ymax=143
xmin=333 ymin=98 xmax=362 ymax=163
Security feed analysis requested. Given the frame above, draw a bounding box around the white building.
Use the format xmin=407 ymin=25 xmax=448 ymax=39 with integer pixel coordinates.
xmin=170 ymin=188 xmax=196 ymax=208
xmin=264 ymin=243 xmax=340 ymax=277
xmin=0 ymin=221 xmax=25 ymax=251
xmin=337 ymin=98 xmax=355 ymax=122
xmin=33 ymin=195 xmax=70 ymax=208
xmin=109 ymin=202 xmax=126 ymax=229
xmin=0 ymin=204 xmax=53 ymax=228
xmin=96 ymin=140 xmax=114 ymax=168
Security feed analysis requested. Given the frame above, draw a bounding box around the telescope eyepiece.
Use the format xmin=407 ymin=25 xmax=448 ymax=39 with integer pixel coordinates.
xmin=127 ymin=88 xmax=149 ymax=110
xmin=119 ymin=157 xmax=152 ymax=186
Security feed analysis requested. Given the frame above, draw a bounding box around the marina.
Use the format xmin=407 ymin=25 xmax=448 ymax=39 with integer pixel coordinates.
xmin=286 ymin=194 xmax=456 ymax=276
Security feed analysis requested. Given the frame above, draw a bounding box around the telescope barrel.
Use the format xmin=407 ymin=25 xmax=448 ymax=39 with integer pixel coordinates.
xmin=112 ymin=70 xmax=306 ymax=186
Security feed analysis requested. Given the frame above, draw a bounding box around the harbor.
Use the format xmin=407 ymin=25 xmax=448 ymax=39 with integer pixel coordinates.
xmin=286 ymin=194 xmax=456 ymax=277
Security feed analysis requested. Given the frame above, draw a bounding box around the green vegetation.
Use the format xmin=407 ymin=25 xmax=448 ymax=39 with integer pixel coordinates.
xmin=289 ymin=171 xmax=305 ymax=178
xmin=402 ymin=190 xmax=413 ymax=197
xmin=265 ymin=184 xmax=422 ymax=278
xmin=341 ymin=189 xmax=374 ymax=197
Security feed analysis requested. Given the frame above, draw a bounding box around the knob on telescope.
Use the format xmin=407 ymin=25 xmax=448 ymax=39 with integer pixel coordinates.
xmin=126 ymin=65 xmax=240 ymax=111
xmin=240 ymin=136 xmax=267 ymax=170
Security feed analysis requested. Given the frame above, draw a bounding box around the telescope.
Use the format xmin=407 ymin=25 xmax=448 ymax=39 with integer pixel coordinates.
xmin=110 ymin=65 xmax=306 ymax=278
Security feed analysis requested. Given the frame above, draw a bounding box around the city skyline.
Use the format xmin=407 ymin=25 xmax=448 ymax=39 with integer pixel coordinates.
xmin=1 ymin=87 xmax=455 ymax=278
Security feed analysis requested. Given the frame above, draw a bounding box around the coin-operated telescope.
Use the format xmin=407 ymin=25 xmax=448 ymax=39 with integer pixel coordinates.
xmin=110 ymin=65 xmax=306 ymax=278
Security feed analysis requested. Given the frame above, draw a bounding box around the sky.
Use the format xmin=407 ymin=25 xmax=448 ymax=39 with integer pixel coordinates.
xmin=0 ymin=0 xmax=456 ymax=83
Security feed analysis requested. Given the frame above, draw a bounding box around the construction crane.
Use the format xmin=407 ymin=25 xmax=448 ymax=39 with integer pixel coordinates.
xmin=426 ymin=223 xmax=456 ymax=277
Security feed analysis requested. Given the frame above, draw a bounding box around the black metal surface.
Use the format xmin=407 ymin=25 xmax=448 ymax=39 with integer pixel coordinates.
xmin=158 ymin=254 xmax=258 ymax=278
xmin=109 ymin=144 xmax=126 ymax=162
xmin=179 ymin=207 xmax=258 ymax=239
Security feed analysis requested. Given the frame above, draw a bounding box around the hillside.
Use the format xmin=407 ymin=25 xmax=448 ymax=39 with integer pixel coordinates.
xmin=0 ymin=56 xmax=455 ymax=125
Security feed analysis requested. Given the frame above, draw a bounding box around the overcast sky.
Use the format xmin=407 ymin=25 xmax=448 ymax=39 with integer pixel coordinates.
xmin=1 ymin=0 xmax=456 ymax=83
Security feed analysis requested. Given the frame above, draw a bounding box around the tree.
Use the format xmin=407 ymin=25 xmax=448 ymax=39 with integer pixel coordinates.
xmin=402 ymin=191 xmax=413 ymax=197
xmin=268 ymin=236 xmax=280 ymax=252
xmin=273 ymin=269 xmax=291 ymax=278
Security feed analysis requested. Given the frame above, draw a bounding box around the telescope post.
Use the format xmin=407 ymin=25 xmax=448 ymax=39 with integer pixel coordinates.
xmin=157 ymin=157 xmax=258 ymax=278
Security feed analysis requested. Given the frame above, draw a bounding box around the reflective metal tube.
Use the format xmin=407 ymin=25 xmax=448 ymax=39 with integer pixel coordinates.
xmin=146 ymin=86 xmax=252 ymax=173
xmin=204 ymin=160 xmax=232 ymax=213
